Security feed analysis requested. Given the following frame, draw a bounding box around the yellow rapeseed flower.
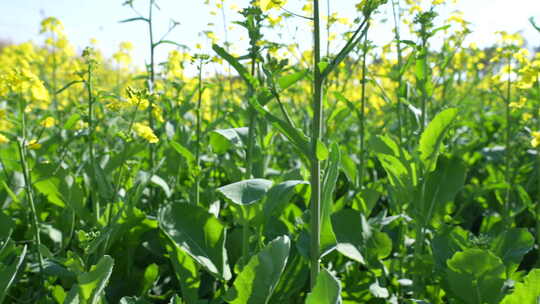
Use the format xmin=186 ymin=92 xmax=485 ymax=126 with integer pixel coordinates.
xmin=27 ymin=139 xmax=42 ymax=150
xmin=532 ymin=131 xmax=540 ymax=148
xmin=40 ymin=117 xmax=56 ymax=128
xmin=260 ymin=0 xmax=288 ymax=12
xmin=0 ymin=134 xmax=9 ymax=144
xmin=133 ymin=122 xmax=159 ymax=143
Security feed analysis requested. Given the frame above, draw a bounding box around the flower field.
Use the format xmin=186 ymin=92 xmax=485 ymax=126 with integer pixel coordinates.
xmin=1 ymin=0 xmax=540 ymax=303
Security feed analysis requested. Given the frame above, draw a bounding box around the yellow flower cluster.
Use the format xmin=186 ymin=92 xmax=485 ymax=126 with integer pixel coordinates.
xmin=40 ymin=117 xmax=57 ymax=128
xmin=133 ymin=122 xmax=159 ymax=143
xmin=531 ymin=131 xmax=540 ymax=148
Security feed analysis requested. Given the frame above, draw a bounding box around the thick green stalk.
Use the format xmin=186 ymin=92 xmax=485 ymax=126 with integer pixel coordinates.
xmin=194 ymin=61 xmax=203 ymax=206
xmin=391 ymin=0 xmax=404 ymax=145
xmin=535 ymin=76 xmax=540 ymax=248
xmin=504 ymin=55 xmax=512 ymax=228
xmin=148 ymin=0 xmax=156 ymax=172
xmin=85 ymin=57 xmax=99 ymax=222
xmin=310 ymin=0 xmax=323 ymax=288
xmin=241 ymin=42 xmax=258 ymax=260
xmin=358 ymin=28 xmax=369 ymax=187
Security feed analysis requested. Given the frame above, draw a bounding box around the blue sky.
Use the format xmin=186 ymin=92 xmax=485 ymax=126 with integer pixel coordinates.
xmin=1 ymin=0 xmax=539 ymax=74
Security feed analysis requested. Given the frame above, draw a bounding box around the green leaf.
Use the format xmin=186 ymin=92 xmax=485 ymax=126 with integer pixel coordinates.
xmin=320 ymin=143 xmax=340 ymax=256
xmin=332 ymin=209 xmax=365 ymax=264
xmin=0 ymin=242 xmax=27 ymax=304
xmin=141 ymin=263 xmax=159 ymax=296
xmin=170 ymin=140 xmax=195 ymax=164
xmin=212 ymin=44 xmax=258 ymax=89
xmin=277 ymin=70 xmax=308 ymax=90
xmin=224 ymin=236 xmax=290 ymax=304
xmin=78 ymin=255 xmax=114 ymax=304
xmin=159 ymin=203 xmax=231 ymax=281
xmin=151 ymin=175 xmax=172 ymax=198
xmin=418 ymin=108 xmax=458 ymax=171
xmin=501 ymin=269 xmax=540 ymax=304
xmin=167 ymin=244 xmax=200 ymax=304
xmin=418 ymin=157 xmax=466 ymax=226
xmin=305 ymin=268 xmax=342 ymax=304
xmin=63 ymin=113 xmax=81 ymax=130
xmin=217 ymin=179 xmax=273 ymax=206
xmin=317 ymin=61 xmax=329 ymax=74
xmin=490 ymin=228 xmax=534 ymax=275
xmin=34 ymin=176 xmax=65 ymax=207
xmin=0 ymin=211 xmax=14 ymax=240
xmin=364 ymin=230 xmax=392 ymax=265
xmin=316 ymin=140 xmax=329 ymax=161
xmin=210 ymin=128 xmax=249 ymax=154
xmin=415 ymin=51 xmax=427 ymax=81
xmin=339 ymin=151 xmax=357 ymax=186
xmin=263 ymin=180 xmax=309 ymax=219
xmin=445 ymin=249 xmax=505 ymax=304
xmin=431 ymin=225 xmax=471 ymax=271
xmin=249 ymin=97 xmax=310 ymax=157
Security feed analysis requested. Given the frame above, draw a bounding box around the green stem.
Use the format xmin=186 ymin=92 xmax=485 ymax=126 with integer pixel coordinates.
xmin=85 ymin=57 xmax=99 ymax=222
xmin=16 ymin=98 xmax=44 ymax=284
xmin=391 ymin=0 xmax=404 ymax=145
xmin=535 ymin=75 xmax=540 ymax=248
xmin=148 ymin=0 xmax=156 ymax=172
xmin=194 ymin=61 xmax=203 ymax=206
xmin=504 ymin=55 xmax=512 ymax=228
xmin=358 ymin=27 xmax=369 ymax=187
xmin=310 ymin=0 xmax=323 ymax=288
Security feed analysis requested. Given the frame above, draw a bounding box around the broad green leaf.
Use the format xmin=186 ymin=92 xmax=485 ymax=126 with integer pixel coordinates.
xmin=217 ymin=179 xmax=273 ymax=206
xmin=376 ymin=154 xmax=416 ymax=203
xmin=418 ymin=108 xmax=458 ymax=171
xmin=78 ymin=255 xmax=114 ymax=304
xmin=167 ymin=243 xmax=200 ymax=304
xmin=0 ymin=242 xmax=27 ymax=304
xmin=364 ymin=230 xmax=392 ymax=265
xmin=490 ymin=228 xmax=534 ymax=275
xmin=431 ymin=225 xmax=471 ymax=271
xmin=0 ymin=211 xmax=14 ymax=239
xmin=332 ymin=209 xmax=365 ymax=264
xmin=269 ymin=248 xmax=309 ymax=303
xmin=210 ymin=128 xmax=249 ymax=154
xmin=224 ymin=236 xmax=290 ymax=304
xmin=159 ymin=203 xmax=231 ymax=281
xmin=277 ymin=69 xmax=308 ymax=90
xmin=34 ymin=176 xmax=65 ymax=207
xmin=418 ymin=157 xmax=466 ymax=226
xmin=305 ymin=268 xmax=342 ymax=304
xmin=501 ymin=269 xmax=540 ymax=304
xmin=320 ymin=143 xmax=340 ymax=256
xmin=445 ymin=249 xmax=505 ymax=304
xmin=263 ymin=180 xmax=309 ymax=218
